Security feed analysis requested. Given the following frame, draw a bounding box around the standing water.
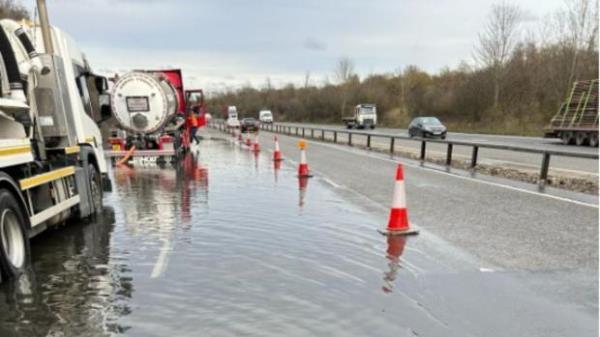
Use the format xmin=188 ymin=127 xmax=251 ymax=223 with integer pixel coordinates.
xmin=0 ymin=134 xmax=588 ymax=337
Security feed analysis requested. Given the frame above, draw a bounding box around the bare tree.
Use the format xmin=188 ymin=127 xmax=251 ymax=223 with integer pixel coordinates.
xmin=0 ymin=0 xmax=28 ymax=20
xmin=334 ymin=57 xmax=355 ymax=84
xmin=303 ymin=71 xmax=311 ymax=89
xmin=476 ymin=1 xmax=522 ymax=109
xmin=334 ymin=57 xmax=355 ymax=117
xmin=561 ymin=0 xmax=599 ymax=85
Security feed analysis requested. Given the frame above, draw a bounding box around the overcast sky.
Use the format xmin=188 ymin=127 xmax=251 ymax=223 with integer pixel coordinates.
xmin=26 ymin=0 xmax=566 ymax=93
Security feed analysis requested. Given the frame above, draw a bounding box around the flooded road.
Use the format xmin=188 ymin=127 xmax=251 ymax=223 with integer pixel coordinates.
xmin=0 ymin=136 xmax=596 ymax=337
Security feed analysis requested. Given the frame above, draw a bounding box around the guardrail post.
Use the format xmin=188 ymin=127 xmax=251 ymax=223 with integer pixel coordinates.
xmin=471 ymin=146 xmax=479 ymax=168
xmin=334 ymin=131 xmax=337 ymax=143
xmin=539 ymin=153 xmax=551 ymax=186
xmin=367 ymin=135 xmax=371 ymax=149
xmin=302 ymin=128 xmax=305 ymax=138
xmin=420 ymin=141 xmax=426 ymax=160
xmin=311 ymin=129 xmax=314 ymax=138
xmin=348 ymin=133 xmax=352 ymax=146
xmin=296 ymin=127 xmax=299 ymax=136
xmin=446 ymin=144 xmax=453 ymax=166
xmin=321 ymin=130 xmax=325 ymax=140
xmin=390 ymin=137 xmax=395 ymax=153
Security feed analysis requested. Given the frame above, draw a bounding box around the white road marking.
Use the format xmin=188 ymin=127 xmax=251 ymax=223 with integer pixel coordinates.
xmin=298 ymin=138 xmax=599 ymax=209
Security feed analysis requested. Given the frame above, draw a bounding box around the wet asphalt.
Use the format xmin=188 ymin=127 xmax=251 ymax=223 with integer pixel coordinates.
xmin=0 ymin=129 xmax=595 ymax=337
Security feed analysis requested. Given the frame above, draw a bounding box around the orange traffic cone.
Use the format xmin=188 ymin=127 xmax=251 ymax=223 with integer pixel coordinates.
xmin=252 ymin=133 xmax=260 ymax=152
xmin=273 ymin=135 xmax=282 ymax=161
xmin=298 ymin=140 xmax=312 ymax=178
xmin=378 ymin=164 xmax=418 ymax=236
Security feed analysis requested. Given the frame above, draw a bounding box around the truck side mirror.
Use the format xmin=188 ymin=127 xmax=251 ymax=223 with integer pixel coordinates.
xmin=98 ymin=93 xmax=112 ymax=123
xmin=95 ymin=76 xmax=109 ymax=93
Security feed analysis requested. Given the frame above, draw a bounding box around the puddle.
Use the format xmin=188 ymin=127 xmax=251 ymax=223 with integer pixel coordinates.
xmin=0 ymin=137 xmax=595 ymax=337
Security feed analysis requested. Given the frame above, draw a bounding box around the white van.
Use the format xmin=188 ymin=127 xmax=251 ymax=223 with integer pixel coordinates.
xmin=259 ymin=110 xmax=274 ymax=124
xmin=226 ymin=106 xmax=240 ymax=128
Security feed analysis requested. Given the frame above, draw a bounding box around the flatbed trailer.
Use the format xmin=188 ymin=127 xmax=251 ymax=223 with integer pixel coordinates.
xmin=545 ymin=79 xmax=598 ymax=147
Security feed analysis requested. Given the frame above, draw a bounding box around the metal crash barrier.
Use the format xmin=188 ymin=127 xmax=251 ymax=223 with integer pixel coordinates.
xmin=209 ymin=120 xmax=599 ymax=187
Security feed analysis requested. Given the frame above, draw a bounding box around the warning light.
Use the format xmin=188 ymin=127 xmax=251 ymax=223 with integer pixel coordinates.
xmin=298 ymin=140 xmax=307 ymax=150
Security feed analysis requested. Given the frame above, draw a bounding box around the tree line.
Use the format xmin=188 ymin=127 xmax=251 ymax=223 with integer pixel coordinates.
xmin=206 ymin=0 xmax=598 ymax=135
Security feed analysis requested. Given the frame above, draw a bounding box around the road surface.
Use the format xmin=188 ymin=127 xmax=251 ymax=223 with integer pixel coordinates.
xmin=0 ymin=129 xmax=595 ymax=337
xmin=276 ymin=122 xmax=599 ymax=177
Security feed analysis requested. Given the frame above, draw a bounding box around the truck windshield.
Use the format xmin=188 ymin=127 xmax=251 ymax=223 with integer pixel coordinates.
xmin=359 ymin=107 xmax=375 ymax=115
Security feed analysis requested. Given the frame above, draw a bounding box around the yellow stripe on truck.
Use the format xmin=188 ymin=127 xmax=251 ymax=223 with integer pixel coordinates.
xmin=0 ymin=145 xmax=31 ymax=157
xmin=64 ymin=146 xmax=80 ymax=154
xmin=20 ymin=166 xmax=75 ymax=190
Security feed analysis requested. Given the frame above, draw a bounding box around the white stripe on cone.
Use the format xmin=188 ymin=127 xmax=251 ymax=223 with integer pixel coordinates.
xmin=391 ymin=181 xmax=406 ymax=208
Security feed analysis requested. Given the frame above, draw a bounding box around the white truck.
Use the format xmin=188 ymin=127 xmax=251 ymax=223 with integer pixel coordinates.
xmin=259 ymin=109 xmax=273 ymax=124
xmin=226 ymin=105 xmax=240 ymax=128
xmin=342 ymin=104 xmax=377 ymax=129
xmin=0 ymin=0 xmax=111 ymax=280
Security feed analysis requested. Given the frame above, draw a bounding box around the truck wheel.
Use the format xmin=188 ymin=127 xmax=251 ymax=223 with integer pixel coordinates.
xmin=346 ymin=124 xmax=352 ymax=129
xmin=370 ymin=125 xmax=375 ymax=129
xmin=589 ymin=132 xmax=599 ymax=147
xmin=0 ymin=189 xmax=30 ymax=279
xmin=88 ymin=164 xmax=103 ymax=214
xmin=561 ymin=132 xmax=574 ymax=145
xmin=575 ymin=132 xmax=588 ymax=146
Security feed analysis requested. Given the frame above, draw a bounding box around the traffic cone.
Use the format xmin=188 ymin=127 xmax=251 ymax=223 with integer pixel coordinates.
xmin=245 ymin=134 xmax=251 ymax=147
xmin=273 ymin=135 xmax=282 ymax=161
xmin=378 ymin=164 xmax=418 ymax=236
xmin=252 ymin=133 xmax=260 ymax=152
xmin=238 ymin=132 xmax=243 ymax=142
xmin=297 ymin=140 xmax=312 ymax=178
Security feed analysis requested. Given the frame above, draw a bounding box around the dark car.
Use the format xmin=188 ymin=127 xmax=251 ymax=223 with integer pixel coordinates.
xmin=408 ymin=117 xmax=447 ymax=139
xmin=240 ymin=117 xmax=260 ymax=132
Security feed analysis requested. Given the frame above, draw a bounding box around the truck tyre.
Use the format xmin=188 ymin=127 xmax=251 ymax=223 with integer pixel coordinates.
xmin=589 ymin=132 xmax=598 ymax=147
xmin=561 ymin=132 xmax=574 ymax=145
xmin=370 ymin=125 xmax=375 ymax=129
xmin=575 ymin=131 xmax=587 ymax=146
xmin=0 ymin=189 xmax=30 ymax=279
xmin=346 ymin=124 xmax=352 ymax=129
xmin=88 ymin=164 xmax=103 ymax=214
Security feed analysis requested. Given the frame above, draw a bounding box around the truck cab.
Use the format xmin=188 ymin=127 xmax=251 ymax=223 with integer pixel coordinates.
xmin=226 ymin=105 xmax=240 ymax=128
xmin=259 ymin=110 xmax=273 ymax=124
xmin=0 ymin=12 xmax=111 ymax=280
xmin=343 ymin=104 xmax=377 ymax=129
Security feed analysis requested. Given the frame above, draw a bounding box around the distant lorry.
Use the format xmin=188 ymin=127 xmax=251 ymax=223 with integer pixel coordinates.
xmin=343 ymin=104 xmax=377 ymax=129
xmin=545 ymin=79 xmax=598 ymax=147
xmin=226 ymin=106 xmax=240 ymax=128
xmin=0 ymin=0 xmax=112 ymax=279
xmin=259 ymin=110 xmax=273 ymax=124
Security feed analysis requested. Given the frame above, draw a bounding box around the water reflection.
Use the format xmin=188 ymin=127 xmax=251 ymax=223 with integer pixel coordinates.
xmin=0 ymin=208 xmax=134 ymax=337
xmin=382 ymin=235 xmax=407 ymax=293
xmin=115 ymin=153 xmax=208 ymax=279
xmin=298 ymin=176 xmax=309 ymax=208
xmin=274 ymin=160 xmax=281 ymax=184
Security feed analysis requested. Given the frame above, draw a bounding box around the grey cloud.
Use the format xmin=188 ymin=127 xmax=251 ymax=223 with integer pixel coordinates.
xmin=303 ymin=37 xmax=327 ymax=51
